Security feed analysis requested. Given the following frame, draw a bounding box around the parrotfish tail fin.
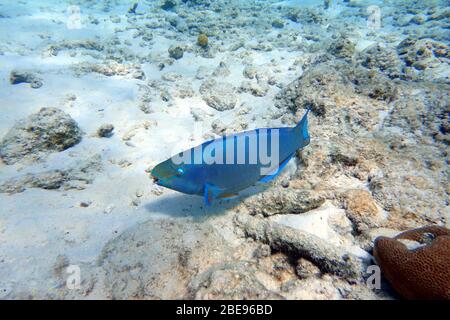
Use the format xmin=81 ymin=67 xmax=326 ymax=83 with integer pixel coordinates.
xmin=294 ymin=107 xmax=311 ymax=147
xmin=259 ymin=152 xmax=294 ymax=183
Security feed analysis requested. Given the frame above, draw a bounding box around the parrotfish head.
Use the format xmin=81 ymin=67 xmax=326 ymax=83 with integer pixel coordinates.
xmin=150 ymin=157 xmax=201 ymax=195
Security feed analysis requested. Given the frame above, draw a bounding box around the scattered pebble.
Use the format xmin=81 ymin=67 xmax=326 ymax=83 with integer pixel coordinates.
xmin=97 ymin=124 xmax=114 ymax=138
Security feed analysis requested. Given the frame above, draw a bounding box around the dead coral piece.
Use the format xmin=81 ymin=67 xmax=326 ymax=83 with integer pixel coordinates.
xmin=373 ymin=225 xmax=450 ymax=300
xmin=397 ymin=38 xmax=449 ymax=70
xmin=244 ymin=187 xmax=325 ymax=217
xmin=9 ymin=70 xmax=43 ymax=89
xmin=44 ymin=40 xmax=104 ymax=57
xmin=0 ymin=108 xmax=82 ymax=165
xmin=397 ymin=38 xmax=450 ymax=82
xmin=74 ymin=61 xmax=145 ymax=79
xmin=199 ymin=79 xmax=237 ymax=111
xmin=342 ymin=189 xmax=383 ymax=233
xmin=358 ymin=44 xmax=402 ymax=79
xmin=234 ymin=214 xmax=363 ymax=279
xmin=99 ymin=219 xmax=233 ymax=299
xmin=328 ymin=36 xmax=355 ymax=60
xmin=188 ymin=262 xmax=283 ymax=300
xmin=275 ymin=60 xmax=396 ymax=120
xmin=168 ymin=45 xmax=184 ymax=60
xmin=0 ymin=154 xmax=102 ymax=194
xmin=97 ymin=124 xmax=114 ymax=138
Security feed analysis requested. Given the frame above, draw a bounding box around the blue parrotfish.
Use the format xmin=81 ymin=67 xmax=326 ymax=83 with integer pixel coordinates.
xmin=151 ymin=108 xmax=311 ymax=205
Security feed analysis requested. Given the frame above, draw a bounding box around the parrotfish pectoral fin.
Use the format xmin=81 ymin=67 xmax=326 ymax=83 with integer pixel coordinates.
xmin=203 ymin=183 xmax=224 ymax=206
xmin=218 ymin=193 xmax=239 ymax=200
xmin=259 ymin=153 xmax=294 ymax=183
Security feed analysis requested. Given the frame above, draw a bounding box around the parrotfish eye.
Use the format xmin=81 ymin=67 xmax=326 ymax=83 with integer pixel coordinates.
xmin=176 ymin=167 xmax=184 ymax=176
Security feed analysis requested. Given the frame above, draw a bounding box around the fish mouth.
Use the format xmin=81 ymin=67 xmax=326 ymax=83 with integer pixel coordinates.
xmin=151 ymin=175 xmax=160 ymax=184
xmin=150 ymin=171 xmax=160 ymax=184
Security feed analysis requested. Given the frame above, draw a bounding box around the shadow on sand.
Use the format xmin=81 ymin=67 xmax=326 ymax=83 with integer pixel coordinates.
xmin=143 ymin=184 xmax=271 ymax=220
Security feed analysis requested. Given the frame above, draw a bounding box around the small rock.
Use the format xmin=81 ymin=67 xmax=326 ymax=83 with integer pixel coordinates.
xmin=244 ymin=187 xmax=325 ymax=217
xmin=409 ymin=14 xmax=426 ymax=25
xmin=168 ymin=45 xmax=184 ymax=60
xmin=342 ymin=189 xmax=383 ymax=233
xmin=195 ymin=66 xmax=210 ymax=80
xmin=103 ymin=205 xmax=115 ymax=214
xmin=80 ymin=201 xmax=92 ymax=207
xmin=97 ymin=124 xmax=114 ymax=138
xmin=199 ymin=79 xmax=237 ymax=111
xmin=161 ymin=0 xmax=176 ymax=11
xmin=272 ymin=19 xmax=284 ymax=29
xmin=9 ymin=70 xmax=43 ymax=89
xmin=328 ymin=36 xmax=355 ymax=60
xmin=0 ymin=108 xmax=82 ymax=164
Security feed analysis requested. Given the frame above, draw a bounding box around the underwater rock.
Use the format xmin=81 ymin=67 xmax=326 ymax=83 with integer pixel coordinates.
xmin=243 ymin=65 xmax=258 ymax=79
xmin=244 ymin=187 xmax=325 ymax=217
xmin=381 ymin=83 xmax=449 ymax=142
xmin=284 ymin=7 xmax=325 ymax=24
xmin=295 ymin=258 xmax=321 ymax=279
xmin=168 ymin=45 xmax=184 ymax=60
xmin=409 ymin=14 xmax=426 ymax=25
xmin=276 ymin=60 xmax=397 ymax=118
xmin=98 ymin=219 xmax=233 ymax=299
xmin=238 ymin=80 xmax=268 ymax=97
xmin=188 ymin=262 xmax=283 ymax=300
xmin=43 ymin=40 xmax=104 ymax=57
xmin=195 ymin=66 xmax=210 ymax=80
xmin=0 ymin=154 xmax=102 ymax=193
xmin=358 ymin=44 xmax=402 ymax=79
xmin=211 ymin=119 xmax=226 ymax=135
xmin=190 ymin=108 xmax=210 ymax=122
xmin=161 ymin=72 xmax=183 ymax=82
xmin=373 ymin=226 xmax=450 ymax=300
xmin=234 ymin=214 xmax=362 ymax=280
xmin=271 ymin=19 xmax=284 ymax=29
xmin=397 ymin=37 xmax=450 ymax=82
xmin=9 ymin=70 xmax=42 ymax=89
xmin=369 ymin=83 xmax=449 ymax=227
xmin=212 ymin=61 xmax=230 ymax=77
xmin=74 ymin=61 xmax=145 ymax=79
xmin=428 ymin=7 xmax=450 ymax=21
xmin=342 ymin=189 xmax=383 ymax=233
xmin=0 ymin=108 xmax=82 ymax=165
xmin=328 ymin=36 xmax=355 ymax=60
xmin=97 ymin=124 xmax=114 ymax=138
xmin=199 ymin=79 xmax=237 ymax=111
xmin=161 ymin=0 xmax=177 ymax=11
xmin=274 ymin=55 xmax=448 ymax=230
xmin=397 ymin=38 xmax=449 ymax=68
xmin=172 ymin=83 xmax=195 ymax=99
xmin=275 ymin=62 xmax=346 ymax=115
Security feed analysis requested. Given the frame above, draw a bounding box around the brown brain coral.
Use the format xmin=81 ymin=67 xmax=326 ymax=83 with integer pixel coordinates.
xmin=373 ymin=225 xmax=450 ymax=300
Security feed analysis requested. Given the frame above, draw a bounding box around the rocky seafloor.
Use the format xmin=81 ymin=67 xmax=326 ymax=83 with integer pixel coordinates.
xmin=0 ymin=0 xmax=448 ymax=299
